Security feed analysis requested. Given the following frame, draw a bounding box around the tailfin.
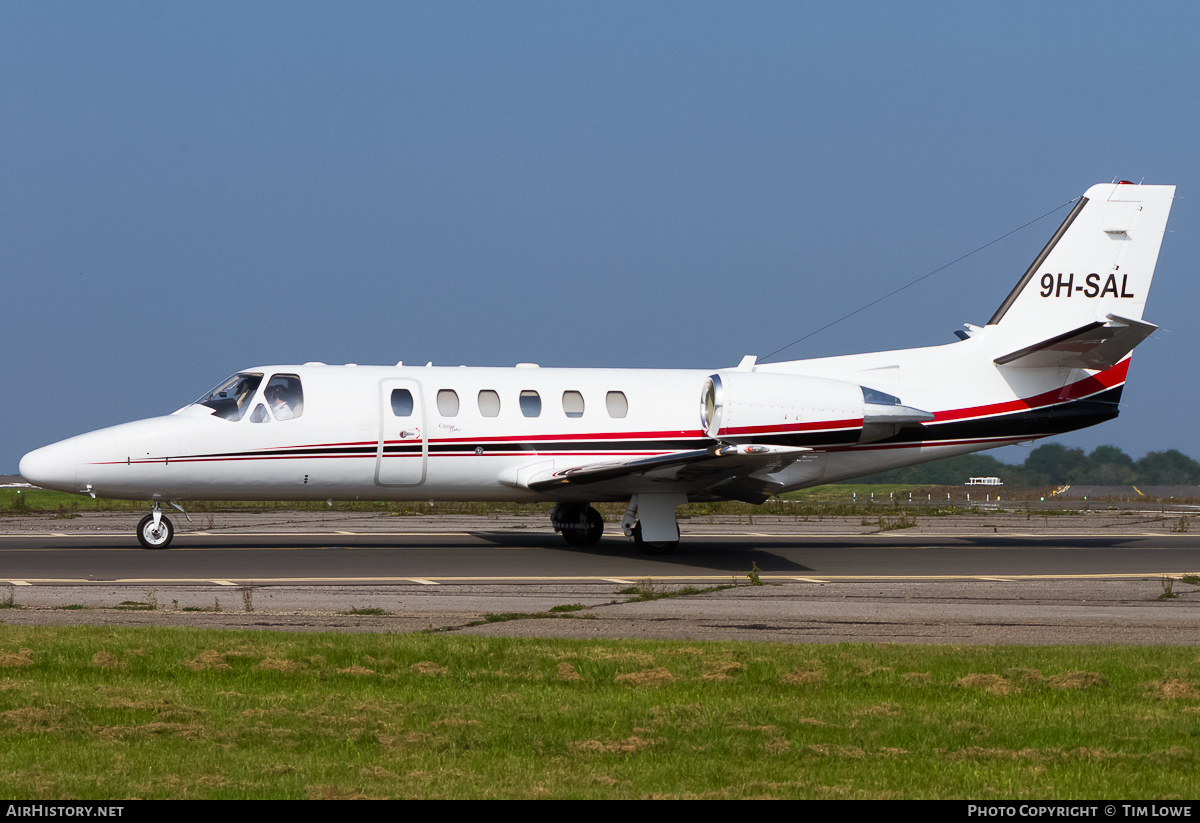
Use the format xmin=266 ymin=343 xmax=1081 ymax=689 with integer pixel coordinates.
xmin=984 ymin=181 xmax=1174 ymax=364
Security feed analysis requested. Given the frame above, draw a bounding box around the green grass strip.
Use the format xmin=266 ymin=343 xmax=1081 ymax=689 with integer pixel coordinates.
xmin=0 ymin=626 xmax=1198 ymax=798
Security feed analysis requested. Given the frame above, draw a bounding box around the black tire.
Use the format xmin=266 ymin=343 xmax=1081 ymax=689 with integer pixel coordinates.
xmin=632 ymin=522 xmax=678 ymax=555
xmin=562 ymin=506 xmax=604 ymax=547
xmin=137 ymin=513 xmax=174 ymax=550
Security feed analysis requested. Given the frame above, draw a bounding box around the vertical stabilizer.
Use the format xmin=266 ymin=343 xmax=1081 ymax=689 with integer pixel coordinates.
xmin=986 ymin=182 xmax=1174 ymax=353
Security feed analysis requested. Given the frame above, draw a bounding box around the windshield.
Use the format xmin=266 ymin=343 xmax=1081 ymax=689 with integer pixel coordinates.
xmin=195 ymin=373 xmax=263 ymax=421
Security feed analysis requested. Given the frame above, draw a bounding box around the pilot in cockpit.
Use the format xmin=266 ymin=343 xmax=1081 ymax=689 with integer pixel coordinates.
xmin=266 ymin=384 xmax=295 ymax=420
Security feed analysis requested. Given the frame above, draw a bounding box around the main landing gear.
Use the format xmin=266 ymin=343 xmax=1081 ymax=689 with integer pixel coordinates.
xmin=622 ymin=493 xmax=686 ymax=555
xmin=630 ymin=522 xmax=679 ymax=555
xmin=551 ymin=503 xmax=605 ymax=546
xmin=551 ymin=494 xmax=686 ymax=554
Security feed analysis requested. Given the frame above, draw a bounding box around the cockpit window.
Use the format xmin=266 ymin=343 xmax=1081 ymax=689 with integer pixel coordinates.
xmin=196 ymin=373 xmax=263 ymax=421
xmin=265 ymin=374 xmax=304 ymax=420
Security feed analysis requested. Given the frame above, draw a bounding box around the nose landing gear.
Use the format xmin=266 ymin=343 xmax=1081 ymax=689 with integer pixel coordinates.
xmin=137 ymin=512 xmax=173 ymax=549
xmin=136 ymin=503 xmax=174 ymax=550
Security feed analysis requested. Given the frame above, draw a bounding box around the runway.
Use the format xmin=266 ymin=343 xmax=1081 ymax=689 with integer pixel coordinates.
xmin=3 ymin=530 xmax=1200 ymax=584
xmin=3 ymin=511 xmax=1199 ymax=644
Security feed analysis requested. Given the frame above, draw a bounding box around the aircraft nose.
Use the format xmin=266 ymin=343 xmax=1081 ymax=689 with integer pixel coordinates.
xmin=19 ymin=440 xmax=78 ymax=493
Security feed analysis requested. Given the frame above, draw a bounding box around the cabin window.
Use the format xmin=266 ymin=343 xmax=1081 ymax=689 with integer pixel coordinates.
xmin=437 ymin=389 xmax=460 ymax=417
xmin=562 ymin=391 xmax=585 ymax=418
xmin=606 ymin=391 xmax=628 ymax=418
xmin=391 ymin=388 xmax=414 ymax=416
xmin=265 ymin=374 xmax=303 ymax=420
xmin=520 ymin=390 xmax=542 ymax=417
xmin=196 ymin=373 xmax=263 ymax=421
xmin=477 ymin=390 xmax=500 ymax=417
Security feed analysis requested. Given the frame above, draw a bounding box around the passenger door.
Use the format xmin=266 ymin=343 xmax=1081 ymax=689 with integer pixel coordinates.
xmin=376 ymin=378 xmax=427 ymax=487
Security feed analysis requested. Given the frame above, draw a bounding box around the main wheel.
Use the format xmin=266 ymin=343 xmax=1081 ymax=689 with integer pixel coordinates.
xmin=137 ymin=513 xmax=174 ymax=550
xmin=562 ymin=506 xmax=604 ymax=547
xmin=632 ymin=522 xmax=678 ymax=555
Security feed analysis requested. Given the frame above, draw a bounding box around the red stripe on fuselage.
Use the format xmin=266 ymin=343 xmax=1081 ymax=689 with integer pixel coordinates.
xmin=931 ymin=360 xmax=1128 ymax=424
xmin=717 ymin=418 xmax=863 ymax=437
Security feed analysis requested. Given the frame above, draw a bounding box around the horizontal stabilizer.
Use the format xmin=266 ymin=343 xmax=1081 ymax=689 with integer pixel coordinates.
xmin=993 ymin=314 xmax=1157 ymax=370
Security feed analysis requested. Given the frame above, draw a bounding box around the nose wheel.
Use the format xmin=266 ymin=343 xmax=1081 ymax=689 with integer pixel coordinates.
xmin=137 ymin=511 xmax=174 ymax=550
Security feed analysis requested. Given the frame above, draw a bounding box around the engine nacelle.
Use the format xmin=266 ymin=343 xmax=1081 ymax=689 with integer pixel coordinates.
xmin=699 ymin=372 xmax=865 ymax=446
xmin=700 ymin=372 xmax=934 ymax=446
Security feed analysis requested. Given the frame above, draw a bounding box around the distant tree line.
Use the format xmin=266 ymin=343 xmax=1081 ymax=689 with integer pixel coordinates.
xmin=845 ymin=444 xmax=1200 ymax=487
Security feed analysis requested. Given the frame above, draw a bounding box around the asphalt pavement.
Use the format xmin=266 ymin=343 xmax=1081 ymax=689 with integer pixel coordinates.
xmin=3 ymin=508 xmax=1200 ymax=644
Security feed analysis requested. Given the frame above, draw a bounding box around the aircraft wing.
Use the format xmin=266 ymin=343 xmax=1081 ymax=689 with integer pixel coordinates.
xmin=524 ymin=444 xmax=813 ymax=504
xmin=993 ymin=314 xmax=1157 ymax=371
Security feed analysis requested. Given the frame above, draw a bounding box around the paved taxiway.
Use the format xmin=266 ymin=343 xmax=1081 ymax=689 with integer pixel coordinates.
xmin=3 ymin=510 xmax=1199 ymax=643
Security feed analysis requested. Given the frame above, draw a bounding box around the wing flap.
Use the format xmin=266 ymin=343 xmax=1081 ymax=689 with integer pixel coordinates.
xmin=524 ymin=444 xmax=811 ymax=503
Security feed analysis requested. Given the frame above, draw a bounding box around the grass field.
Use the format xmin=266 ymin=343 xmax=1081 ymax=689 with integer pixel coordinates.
xmin=1 ymin=625 xmax=1198 ymax=799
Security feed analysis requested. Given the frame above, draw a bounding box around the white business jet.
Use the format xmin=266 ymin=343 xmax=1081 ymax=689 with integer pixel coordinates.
xmin=20 ymin=182 xmax=1175 ymax=552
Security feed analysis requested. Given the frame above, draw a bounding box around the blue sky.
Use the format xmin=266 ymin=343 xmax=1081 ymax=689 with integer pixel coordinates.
xmin=4 ymin=2 xmax=1198 ymax=472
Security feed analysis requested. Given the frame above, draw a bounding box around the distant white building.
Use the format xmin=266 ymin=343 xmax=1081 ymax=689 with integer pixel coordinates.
xmin=965 ymin=477 xmax=1003 ymax=486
